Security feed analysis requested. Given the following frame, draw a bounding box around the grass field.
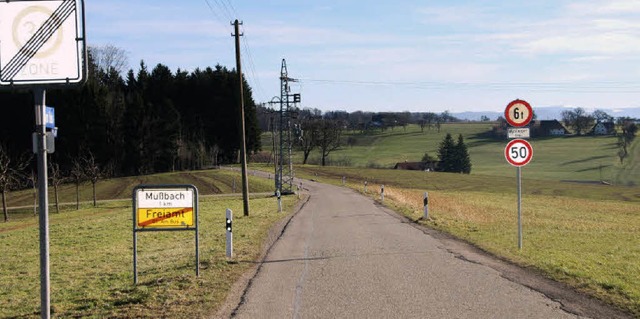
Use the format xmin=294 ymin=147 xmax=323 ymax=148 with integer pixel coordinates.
xmin=291 ymin=165 xmax=640 ymax=316
xmin=263 ymin=123 xmax=640 ymax=186
xmin=0 ymin=169 xmax=297 ymax=318
xmin=3 ymin=123 xmax=639 ymax=317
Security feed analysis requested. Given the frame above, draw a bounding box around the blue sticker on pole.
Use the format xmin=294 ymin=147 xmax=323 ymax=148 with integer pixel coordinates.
xmin=45 ymin=107 xmax=55 ymax=129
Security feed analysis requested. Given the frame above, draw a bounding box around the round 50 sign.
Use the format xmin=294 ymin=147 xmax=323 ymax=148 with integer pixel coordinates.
xmin=505 ymin=139 xmax=533 ymax=167
xmin=505 ymin=99 xmax=533 ymax=127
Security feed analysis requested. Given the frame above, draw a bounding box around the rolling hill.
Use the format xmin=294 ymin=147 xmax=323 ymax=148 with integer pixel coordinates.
xmin=282 ymin=123 xmax=639 ymax=186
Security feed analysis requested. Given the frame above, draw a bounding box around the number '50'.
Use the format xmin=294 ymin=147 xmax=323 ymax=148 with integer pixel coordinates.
xmin=511 ymin=146 xmax=527 ymax=159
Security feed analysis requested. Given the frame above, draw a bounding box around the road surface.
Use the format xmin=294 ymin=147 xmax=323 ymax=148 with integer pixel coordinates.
xmin=229 ymin=179 xmax=624 ymax=318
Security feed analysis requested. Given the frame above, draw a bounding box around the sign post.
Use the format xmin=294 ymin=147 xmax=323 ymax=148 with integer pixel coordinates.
xmin=1 ymin=2 xmax=86 ymax=318
xmin=132 ymin=185 xmax=199 ymax=284
xmin=504 ymin=139 xmax=533 ymax=250
xmin=504 ymin=99 xmax=534 ymax=250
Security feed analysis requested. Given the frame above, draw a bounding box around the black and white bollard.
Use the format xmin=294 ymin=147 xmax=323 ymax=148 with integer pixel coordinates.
xmin=276 ymin=190 xmax=282 ymax=212
xmin=342 ymin=176 xmax=346 ymax=186
xmin=226 ymin=208 xmax=233 ymax=258
xmin=381 ymin=185 xmax=385 ymax=202
xmin=423 ymin=192 xmax=429 ymax=219
xmin=364 ymin=181 xmax=368 ymax=193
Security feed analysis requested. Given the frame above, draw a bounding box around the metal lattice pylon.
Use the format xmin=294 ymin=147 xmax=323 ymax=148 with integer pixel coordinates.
xmin=275 ymin=59 xmax=297 ymax=195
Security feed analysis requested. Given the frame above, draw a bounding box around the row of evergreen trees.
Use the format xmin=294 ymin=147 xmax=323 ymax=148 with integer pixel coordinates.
xmin=424 ymin=133 xmax=471 ymax=174
xmin=0 ymin=57 xmax=261 ymax=177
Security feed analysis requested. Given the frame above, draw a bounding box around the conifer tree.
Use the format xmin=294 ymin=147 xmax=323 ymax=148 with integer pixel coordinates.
xmin=438 ymin=133 xmax=456 ymax=172
xmin=456 ymin=134 xmax=472 ymax=174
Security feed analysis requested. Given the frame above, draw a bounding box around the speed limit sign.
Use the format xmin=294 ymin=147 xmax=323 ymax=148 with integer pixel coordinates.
xmin=505 ymin=139 xmax=533 ymax=166
xmin=505 ymin=99 xmax=533 ymax=127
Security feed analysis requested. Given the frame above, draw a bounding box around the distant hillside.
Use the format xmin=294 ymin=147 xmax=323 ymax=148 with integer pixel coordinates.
xmin=454 ymin=106 xmax=640 ymax=121
xmin=293 ymin=123 xmax=639 ymax=185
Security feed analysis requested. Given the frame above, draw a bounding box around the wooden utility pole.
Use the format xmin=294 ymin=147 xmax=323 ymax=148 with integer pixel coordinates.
xmin=232 ymin=19 xmax=250 ymax=216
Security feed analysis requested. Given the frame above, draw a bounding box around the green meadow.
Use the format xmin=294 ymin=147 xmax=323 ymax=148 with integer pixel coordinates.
xmin=0 ymin=169 xmax=296 ymax=318
xmin=268 ymin=123 xmax=639 ymax=186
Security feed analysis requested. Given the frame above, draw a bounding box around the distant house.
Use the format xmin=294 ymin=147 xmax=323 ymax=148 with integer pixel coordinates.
xmin=590 ymin=122 xmax=616 ymax=135
xmin=394 ymin=161 xmax=440 ymax=171
xmin=531 ymin=120 xmax=569 ymax=137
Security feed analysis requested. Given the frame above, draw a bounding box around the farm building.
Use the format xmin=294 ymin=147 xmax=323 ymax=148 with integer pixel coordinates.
xmin=590 ymin=122 xmax=616 ymax=135
xmin=531 ymin=120 xmax=569 ymax=137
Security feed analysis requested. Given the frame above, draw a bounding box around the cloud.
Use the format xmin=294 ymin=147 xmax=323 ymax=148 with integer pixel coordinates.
xmin=416 ymin=1 xmax=640 ymax=58
xmin=567 ymin=0 xmax=640 ymax=15
xmin=417 ymin=5 xmax=487 ymax=25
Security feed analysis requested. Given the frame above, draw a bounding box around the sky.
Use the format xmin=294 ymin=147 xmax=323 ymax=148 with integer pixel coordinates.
xmin=87 ymin=0 xmax=640 ymax=113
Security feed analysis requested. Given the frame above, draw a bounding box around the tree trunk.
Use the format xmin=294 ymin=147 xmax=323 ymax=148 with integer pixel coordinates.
xmin=303 ymin=151 xmax=311 ymax=165
xmin=33 ymin=186 xmax=37 ymax=216
xmin=54 ymin=185 xmax=59 ymax=214
xmin=75 ymin=181 xmax=80 ymax=210
xmin=92 ymin=182 xmax=97 ymax=207
xmin=2 ymin=190 xmax=8 ymax=222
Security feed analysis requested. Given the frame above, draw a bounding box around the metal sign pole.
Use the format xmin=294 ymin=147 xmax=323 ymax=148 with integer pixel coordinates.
xmin=517 ymin=166 xmax=522 ymax=250
xmin=34 ymin=88 xmax=51 ymax=319
xmin=195 ymin=191 xmax=200 ymax=277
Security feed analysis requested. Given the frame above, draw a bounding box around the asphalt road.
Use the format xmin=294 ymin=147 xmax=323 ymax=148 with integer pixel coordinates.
xmin=231 ymin=180 xmax=589 ymax=319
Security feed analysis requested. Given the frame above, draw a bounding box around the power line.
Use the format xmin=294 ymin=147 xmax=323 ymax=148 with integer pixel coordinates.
xmin=297 ymin=78 xmax=640 ymax=92
xmin=202 ymin=0 xmax=266 ymax=100
xmin=221 ymin=0 xmax=239 ymax=18
xmin=242 ymin=36 xmax=267 ymax=101
xmin=214 ymin=0 xmax=234 ymax=21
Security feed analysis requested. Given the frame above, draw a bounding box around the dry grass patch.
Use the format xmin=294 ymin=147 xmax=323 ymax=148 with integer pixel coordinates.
xmin=370 ymin=186 xmax=640 ymax=316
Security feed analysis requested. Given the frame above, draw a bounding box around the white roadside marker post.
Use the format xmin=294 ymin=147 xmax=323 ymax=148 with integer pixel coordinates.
xmin=381 ymin=185 xmax=385 ymax=202
xmin=276 ymin=190 xmax=282 ymax=212
xmin=226 ymin=209 xmax=233 ymax=258
xmin=423 ymin=192 xmax=429 ymax=219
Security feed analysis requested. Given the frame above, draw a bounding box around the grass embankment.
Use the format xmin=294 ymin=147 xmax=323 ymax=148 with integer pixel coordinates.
xmin=4 ymin=169 xmax=273 ymax=216
xmin=294 ymin=165 xmax=640 ymax=316
xmin=264 ymin=123 xmax=640 ymax=185
xmin=0 ymin=169 xmax=297 ymax=318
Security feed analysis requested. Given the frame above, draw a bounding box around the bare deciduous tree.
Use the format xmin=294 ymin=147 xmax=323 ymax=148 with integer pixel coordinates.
xmin=82 ymin=152 xmax=101 ymax=207
xmin=89 ymin=44 xmax=129 ymax=74
xmin=70 ymin=158 xmax=85 ymax=210
xmin=0 ymin=147 xmax=31 ymax=222
xmin=297 ymin=119 xmax=320 ymax=164
xmin=317 ymin=119 xmax=343 ymax=166
xmin=26 ymin=169 xmax=38 ymax=216
xmin=561 ymin=108 xmax=595 ymax=136
xmin=49 ymin=162 xmax=64 ymax=214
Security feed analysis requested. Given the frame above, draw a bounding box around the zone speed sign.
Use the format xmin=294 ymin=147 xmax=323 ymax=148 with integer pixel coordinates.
xmin=505 ymin=139 xmax=533 ymax=167
xmin=505 ymin=99 xmax=533 ymax=127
